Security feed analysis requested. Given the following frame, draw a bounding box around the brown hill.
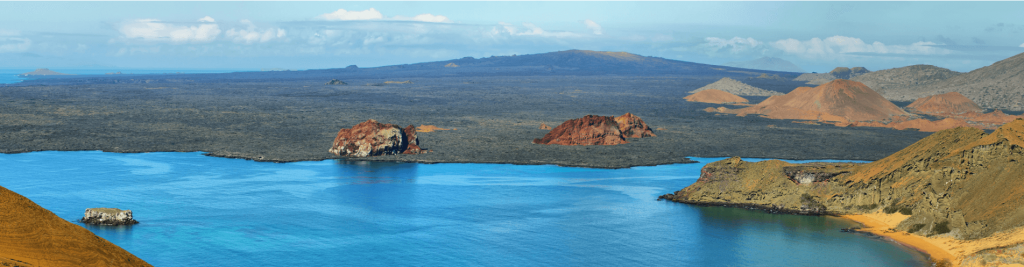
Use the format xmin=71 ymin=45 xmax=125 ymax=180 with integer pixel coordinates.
xmin=0 ymin=186 xmax=151 ymax=267
xmin=329 ymin=119 xmax=423 ymax=157
xmin=731 ymin=79 xmax=909 ymax=122
xmin=690 ymin=77 xmax=782 ymax=96
xmin=533 ymin=113 xmax=656 ymax=145
xmin=533 ymin=115 xmax=627 ymax=145
xmin=906 ymin=92 xmax=984 ymax=116
xmin=850 ymin=64 xmax=960 ymax=101
xmin=661 ymin=119 xmax=1024 ymax=265
xmin=904 ymin=52 xmax=1024 ymax=110
xmin=683 ymin=89 xmax=749 ymax=104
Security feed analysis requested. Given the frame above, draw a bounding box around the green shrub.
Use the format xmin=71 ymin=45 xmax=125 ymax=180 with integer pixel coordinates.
xmin=908 ymin=224 xmax=926 ymax=233
xmin=933 ymin=221 xmax=951 ymax=235
xmin=883 ymin=204 xmax=899 ymax=214
xmin=857 ymin=204 xmax=879 ymax=210
xmin=898 ymin=207 xmax=913 ymax=215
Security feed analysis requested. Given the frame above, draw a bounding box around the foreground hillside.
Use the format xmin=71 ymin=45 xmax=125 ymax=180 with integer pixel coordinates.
xmin=0 ymin=186 xmax=150 ymax=266
xmin=660 ymin=119 xmax=1024 ymax=265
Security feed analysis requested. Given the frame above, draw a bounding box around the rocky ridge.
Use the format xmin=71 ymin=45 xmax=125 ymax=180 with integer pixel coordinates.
xmin=902 ymin=51 xmax=1024 ymax=111
xmin=689 ymin=77 xmax=783 ymax=96
xmin=850 ymin=64 xmax=960 ymax=101
xmin=660 ymin=119 xmax=1024 ymax=265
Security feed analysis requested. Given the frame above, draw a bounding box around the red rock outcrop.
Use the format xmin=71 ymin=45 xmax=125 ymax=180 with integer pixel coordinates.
xmin=615 ymin=113 xmax=656 ymax=138
xmin=534 ymin=115 xmax=626 ymax=145
xmin=906 ymin=92 xmax=984 ymax=116
xmin=539 ymin=123 xmax=552 ymax=130
xmin=329 ymin=119 xmax=423 ymax=157
xmin=534 ymin=114 xmax=656 ymax=145
xmin=732 ymin=79 xmax=909 ymax=122
xmin=416 ymin=125 xmax=453 ymax=133
xmin=684 ymin=89 xmax=749 ymax=104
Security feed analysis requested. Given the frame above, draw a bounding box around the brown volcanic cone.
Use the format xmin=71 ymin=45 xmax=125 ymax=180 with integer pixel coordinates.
xmin=0 ymin=186 xmax=151 ymax=267
xmin=614 ymin=113 xmax=656 ymax=138
xmin=684 ymin=89 xmax=749 ymax=104
xmin=734 ymin=79 xmax=908 ymax=122
xmin=906 ymin=92 xmax=984 ymax=116
xmin=533 ymin=115 xmax=628 ymax=145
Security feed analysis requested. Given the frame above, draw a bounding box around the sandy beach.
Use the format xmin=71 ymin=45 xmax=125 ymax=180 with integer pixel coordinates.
xmin=842 ymin=212 xmax=1024 ymax=266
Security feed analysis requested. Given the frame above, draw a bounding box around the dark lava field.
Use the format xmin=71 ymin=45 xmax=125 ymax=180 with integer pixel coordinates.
xmin=0 ymin=52 xmax=934 ymax=168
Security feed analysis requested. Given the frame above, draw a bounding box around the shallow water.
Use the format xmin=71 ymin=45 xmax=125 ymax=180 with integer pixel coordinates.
xmin=0 ymin=151 xmax=927 ymax=266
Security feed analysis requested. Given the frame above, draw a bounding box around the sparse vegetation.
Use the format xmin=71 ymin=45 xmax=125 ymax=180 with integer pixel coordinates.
xmin=857 ymin=204 xmax=879 ymax=211
xmin=898 ymin=207 xmax=913 ymax=215
xmin=908 ymin=223 xmax=926 ymax=233
xmin=934 ymin=221 xmax=951 ymax=235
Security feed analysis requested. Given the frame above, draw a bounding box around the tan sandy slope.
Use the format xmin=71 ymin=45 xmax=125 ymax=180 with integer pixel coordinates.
xmin=0 ymin=186 xmax=151 ymax=267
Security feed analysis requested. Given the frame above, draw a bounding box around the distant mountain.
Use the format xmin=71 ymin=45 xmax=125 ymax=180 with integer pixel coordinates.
xmin=793 ymin=66 xmax=871 ymax=85
xmin=724 ymin=57 xmax=805 ymax=73
xmin=18 ymin=68 xmax=73 ymax=76
xmin=354 ymin=50 xmax=796 ymax=77
xmin=897 ymin=52 xmax=1024 ymax=110
xmin=850 ymin=65 xmax=961 ymax=101
xmin=690 ymin=77 xmax=783 ymax=96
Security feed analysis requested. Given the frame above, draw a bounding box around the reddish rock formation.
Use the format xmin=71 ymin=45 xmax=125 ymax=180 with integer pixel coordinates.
xmin=416 ymin=125 xmax=453 ymax=133
xmin=539 ymin=123 xmax=552 ymax=130
xmin=533 ymin=115 xmax=628 ymax=145
xmin=614 ymin=113 xmax=656 ymax=138
xmin=329 ymin=119 xmax=423 ymax=157
xmin=534 ymin=114 xmax=656 ymax=145
xmin=683 ymin=89 xmax=749 ymax=104
xmin=906 ymin=92 xmax=984 ymax=116
xmin=732 ymin=79 xmax=909 ymax=122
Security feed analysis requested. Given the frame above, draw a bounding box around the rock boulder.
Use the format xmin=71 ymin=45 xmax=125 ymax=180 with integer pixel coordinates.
xmin=80 ymin=208 xmax=139 ymax=226
xmin=329 ymin=120 xmax=423 ymax=157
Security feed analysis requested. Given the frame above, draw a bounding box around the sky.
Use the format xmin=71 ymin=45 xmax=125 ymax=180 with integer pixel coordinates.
xmin=1 ymin=2 xmax=1024 ymax=73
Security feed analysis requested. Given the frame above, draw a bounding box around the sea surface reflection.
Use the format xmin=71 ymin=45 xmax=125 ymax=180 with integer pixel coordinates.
xmin=0 ymin=151 xmax=927 ymax=266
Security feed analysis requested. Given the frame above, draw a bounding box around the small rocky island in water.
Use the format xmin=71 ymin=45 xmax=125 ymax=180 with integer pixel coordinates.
xmin=80 ymin=208 xmax=139 ymax=226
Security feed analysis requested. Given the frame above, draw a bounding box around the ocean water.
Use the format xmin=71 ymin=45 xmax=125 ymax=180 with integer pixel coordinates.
xmin=0 ymin=151 xmax=927 ymax=266
xmin=0 ymin=69 xmax=255 ymax=84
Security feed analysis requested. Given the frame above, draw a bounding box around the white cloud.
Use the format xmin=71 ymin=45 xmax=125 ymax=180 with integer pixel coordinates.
xmin=695 ymin=35 xmax=952 ymax=59
xmin=120 ymin=18 xmax=221 ymax=43
xmin=498 ymin=22 xmax=579 ymax=38
xmin=0 ymin=37 xmax=31 ymax=53
xmin=319 ymin=8 xmax=451 ymax=23
xmin=1020 ymin=42 xmax=1024 ymax=48
xmin=318 ymin=8 xmax=384 ymax=21
xmin=225 ymin=20 xmax=286 ymax=44
xmin=700 ymin=37 xmax=763 ymax=54
xmin=583 ymin=19 xmax=602 ymax=35
xmin=393 ymin=13 xmax=450 ymax=22
xmin=198 ymin=16 xmax=216 ymax=23
xmin=770 ymin=36 xmax=951 ymax=58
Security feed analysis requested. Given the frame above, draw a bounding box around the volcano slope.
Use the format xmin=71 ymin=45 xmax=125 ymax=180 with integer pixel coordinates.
xmin=0 ymin=186 xmax=151 ymax=267
xmin=660 ymin=119 xmax=1024 ymax=265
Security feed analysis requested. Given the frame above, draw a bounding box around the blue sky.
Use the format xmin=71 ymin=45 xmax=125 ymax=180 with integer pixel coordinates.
xmin=1 ymin=2 xmax=1023 ymax=72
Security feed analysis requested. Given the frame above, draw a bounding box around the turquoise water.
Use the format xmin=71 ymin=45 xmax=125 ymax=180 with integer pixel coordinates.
xmin=0 ymin=69 xmax=255 ymax=84
xmin=0 ymin=151 xmax=927 ymax=266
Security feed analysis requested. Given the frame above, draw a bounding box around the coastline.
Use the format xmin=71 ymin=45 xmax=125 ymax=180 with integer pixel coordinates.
xmin=839 ymin=212 xmax=954 ymax=265
xmin=841 ymin=212 xmax=1024 ymax=266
